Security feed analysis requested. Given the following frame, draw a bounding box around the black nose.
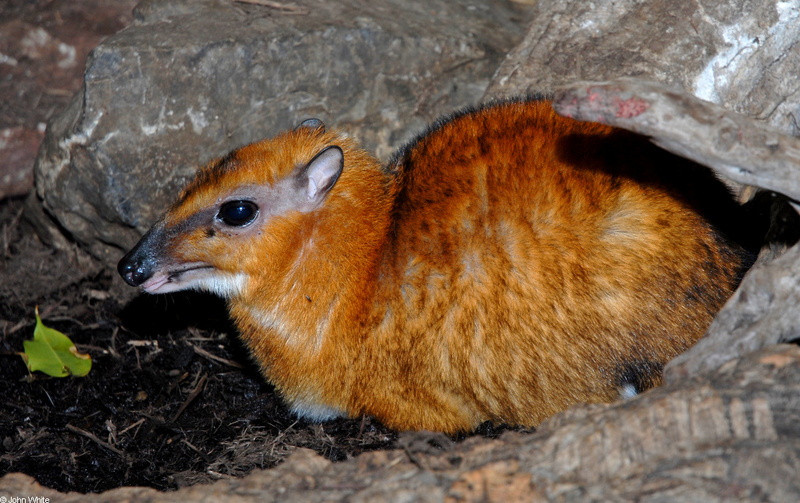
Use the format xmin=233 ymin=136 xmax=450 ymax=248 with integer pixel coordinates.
xmin=118 ymin=248 xmax=156 ymax=286
xmin=117 ymin=253 xmax=152 ymax=286
xmin=117 ymin=224 xmax=164 ymax=287
xmin=117 ymin=230 xmax=162 ymax=287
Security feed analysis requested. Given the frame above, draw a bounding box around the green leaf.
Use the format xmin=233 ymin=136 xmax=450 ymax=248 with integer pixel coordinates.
xmin=20 ymin=307 xmax=92 ymax=377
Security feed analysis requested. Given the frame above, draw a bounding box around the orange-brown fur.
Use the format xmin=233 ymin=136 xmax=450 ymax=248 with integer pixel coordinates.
xmin=119 ymin=98 xmax=753 ymax=433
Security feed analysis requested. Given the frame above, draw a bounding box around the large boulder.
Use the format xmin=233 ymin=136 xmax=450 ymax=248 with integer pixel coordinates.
xmin=485 ymin=0 xmax=800 ymax=135
xmin=25 ymin=0 xmax=533 ymax=264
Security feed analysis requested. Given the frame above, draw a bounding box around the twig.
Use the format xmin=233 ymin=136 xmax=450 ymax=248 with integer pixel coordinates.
xmin=118 ymin=418 xmax=146 ymax=436
xmin=74 ymin=343 xmax=109 ymax=355
xmin=171 ymin=373 xmax=208 ymax=423
xmin=5 ymin=319 xmax=30 ymax=335
xmin=400 ymin=442 xmax=428 ymax=471
xmin=233 ymin=0 xmax=310 ymax=15
xmin=206 ymin=469 xmax=235 ymax=480
xmin=107 ymin=327 xmax=120 ymax=358
xmin=66 ymin=424 xmax=126 ymax=457
xmin=182 ymin=438 xmax=211 ymax=462
xmin=193 ymin=345 xmax=244 ymax=368
xmin=40 ymin=316 xmax=101 ymax=330
xmin=357 ymin=414 xmax=367 ymax=439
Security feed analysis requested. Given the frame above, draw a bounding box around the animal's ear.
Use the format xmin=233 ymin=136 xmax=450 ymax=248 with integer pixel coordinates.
xmin=294 ymin=118 xmax=325 ymax=133
xmin=302 ymin=146 xmax=343 ymax=205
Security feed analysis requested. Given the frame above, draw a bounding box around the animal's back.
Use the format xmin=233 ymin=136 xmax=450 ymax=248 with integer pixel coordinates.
xmin=364 ymin=98 xmax=750 ymax=428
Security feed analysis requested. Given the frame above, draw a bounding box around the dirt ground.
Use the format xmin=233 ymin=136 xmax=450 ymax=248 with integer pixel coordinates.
xmin=0 ymin=1 xmax=520 ymax=493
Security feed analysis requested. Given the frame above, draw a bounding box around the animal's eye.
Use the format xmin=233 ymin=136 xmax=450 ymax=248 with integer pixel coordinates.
xmin=217 ymin=200 xmax=258 ymax=227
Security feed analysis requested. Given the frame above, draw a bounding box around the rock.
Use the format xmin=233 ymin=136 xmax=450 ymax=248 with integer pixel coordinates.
xmin=485 ymin=0 xmax=800 ymax=136
xmin=0 ymin=126 xmax=41 ymax=199
xmin=3 ymin=344 xmax=799 ymax=501
xmin=551 ymin=79 xmax=800 ymax=203
xmin=0 ymin=19 xmax=85 ymax=124
xmin=0 ymin=18 xmax=79 ymax=200
xmin=26 ymin=0 xmax=533 ymax=265
xmin=0 ymin=4 xmax=136 ymax=201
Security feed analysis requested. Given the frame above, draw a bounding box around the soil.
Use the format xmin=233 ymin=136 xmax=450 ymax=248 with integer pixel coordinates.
xmin=0 ymin=1 xmax=523 ymax=494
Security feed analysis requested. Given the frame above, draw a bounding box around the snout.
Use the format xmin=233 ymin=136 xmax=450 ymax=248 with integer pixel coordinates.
xmin=117 ymin=225 xmax=163 ymax=287
xmin=117 ymin=249 xmax=154 ymax=287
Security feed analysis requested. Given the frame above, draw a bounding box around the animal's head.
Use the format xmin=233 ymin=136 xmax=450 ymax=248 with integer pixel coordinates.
xmin=117 ymin=119 xmax=383 ymax=300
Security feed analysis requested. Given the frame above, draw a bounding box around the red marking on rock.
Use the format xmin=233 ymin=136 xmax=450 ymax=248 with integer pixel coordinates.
xmin=614 ymin=97 xmax=650 ymax=118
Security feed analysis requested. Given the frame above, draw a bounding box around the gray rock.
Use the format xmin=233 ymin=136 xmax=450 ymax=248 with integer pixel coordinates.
xmin=27 ymin=0 xmax=533 ymax=264
xmin=551 ymin=79 xmax=800 ymax=203
xmin=485 ymin=0 xmax=800 ymax=136
xmin=0 ymin=126 xmax=40 ymax=199
xmin=0 ymin=6 xmax=136 ymax=202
